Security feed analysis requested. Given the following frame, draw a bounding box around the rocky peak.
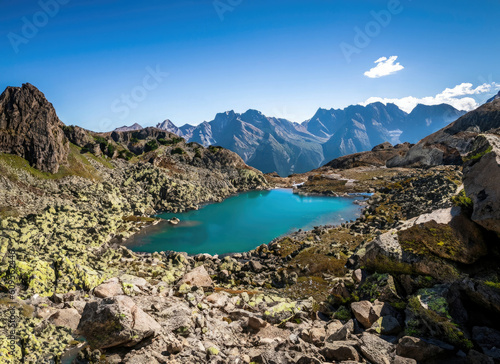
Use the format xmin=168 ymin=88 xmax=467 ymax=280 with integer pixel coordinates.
xmin=0 ymin=83 xmax=69 ymax=173
xmin=156 ymin=119 xmax=182 ymax=136
xmin=114 ymin=123 xmax=143 ymax=132
xmin=211 ymin=110 xmax=238 ymax=131
xmin=487 ymin=90 xmax=500 ymax=103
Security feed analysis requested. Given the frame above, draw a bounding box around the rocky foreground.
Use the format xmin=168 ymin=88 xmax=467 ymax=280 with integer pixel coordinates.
xmin=0 ymin=85 xmax=500 ymax=364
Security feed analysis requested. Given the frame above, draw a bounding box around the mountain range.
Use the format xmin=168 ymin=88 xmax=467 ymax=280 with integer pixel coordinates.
xmin=140 ymin=103 xmax=465 ymax=176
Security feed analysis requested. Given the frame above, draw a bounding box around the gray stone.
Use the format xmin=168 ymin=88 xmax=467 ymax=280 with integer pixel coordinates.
xmin=321 ymin=342 xmax=359 ymax=362
xmin=248 ymin=316 xmax=268 ymax=330
xmin=472 ymin=326 xmax=500 ymax=359
xmin=351 ymin=301 xmax=379 ymax=329
xmin=326 ymin=319 xmax=354 ymax=342
xmin=360 ymin=332 xmax=395 ymax=364
xmin=77 ymin=295 xmax=162 ymax=349
xmin=396 ymin=336 xmax=454 ymax=362
xmin=369 ymin=316 xmax=402 ymax=335
xmin=393 ymin=355 xmax=417 ymax=364
xmin=94 ymin=278 xmax=124 ymax=298
xmin=463 ymin=134 xmax=500 ymax=234
xmin=177 ymin=265 xmax=213 ymax=288
xmin=48 ymin=308 xmax=81 ymax=331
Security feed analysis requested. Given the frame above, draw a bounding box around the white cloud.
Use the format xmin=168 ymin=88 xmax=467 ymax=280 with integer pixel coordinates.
xmin=364 ymin=56 xmax=404 ymax=78
xmin=360 ymin=82 xmax=500 ymax=113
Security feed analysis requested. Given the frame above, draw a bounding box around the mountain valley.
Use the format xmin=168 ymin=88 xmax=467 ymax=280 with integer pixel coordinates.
xmin=0 ymin=84 xmax=499 ymax=364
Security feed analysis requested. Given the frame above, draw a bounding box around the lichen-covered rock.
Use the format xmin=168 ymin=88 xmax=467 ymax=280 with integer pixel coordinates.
xmin=396 ymin=336 xmax=454 ymax=362
xmin=357 ymin=207 xmax=488 ymax=280
xmin=405 ymin=286 xmax=472 ymax=350
xmin=77 ymin=295 xmax=162 ymax=349
xmin=369 ymin=316 xmax=402 ymax=335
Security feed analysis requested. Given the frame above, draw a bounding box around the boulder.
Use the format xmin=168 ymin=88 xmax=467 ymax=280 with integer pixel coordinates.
xmin=460 ymin=278 xmax=500 ymax=317
xmin=247 ymin=316 xmax=268 ymax=330
xmin=296 ymin=356 xmax=322 ymax=364
xmin=463 ymin=134 xmax=500 ymax=234
xmin=351 ymin=301 xmax=379 ymax=329
xmin=359 ymin=332 xmax=395 ymax=364
xmin=94 ymin=278 xmax=124 ymax=298
xmin=472 ymin=326 xmax=500 ymax=359
xmin=177 ymin=265 xmax=213 ymax=288
xmin=467 ymin=349 xmax=495 ymax=364
xmin=48 ymin=308 xmax=81 ymax=331
xmin=325 ymin=319 xmax=343 ymax=337
xmin=396 ymin=336 xmax=454 ymax=362
xmin=249 ymin=260 xmax=264 ymax=272
xmin=369 ymin=316 xmax=402 ymax=335
xmin=77 ymin=295 xmax=162 ymax=349
xmin=326 ymin=319 xmax=354 ymax=342
xmin=120 ymin=274 xmax=148 ymax=289
xmin=353 ymin=269 xmax=367 ymax=284
xmin=300 ymin=327 xmax=326 ymax=347
xmin=321 ymin=341 xmax=360 ymax=362
xmin=357 ymin=207 xmax=489 ymax=279
xmin=393 ymin=356 xmax=417 ymax=364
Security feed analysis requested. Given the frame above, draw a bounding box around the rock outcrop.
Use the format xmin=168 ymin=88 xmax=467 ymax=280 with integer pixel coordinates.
xmin=325 ymin=142 xmax=411 ymax=169
xmin=463 ymin=133 xmax=500 ymax=234
xmin=387 ymin=97 xmax=500 ymax=168
xmin=0 ymin=83 xmax=69 ymax=173
xmin=356 ymin=207 xmax=489 ymax=279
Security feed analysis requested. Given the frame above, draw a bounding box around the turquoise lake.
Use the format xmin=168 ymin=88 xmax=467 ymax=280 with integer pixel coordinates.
xmin=127 ymin=189 xmax=364 ymax=255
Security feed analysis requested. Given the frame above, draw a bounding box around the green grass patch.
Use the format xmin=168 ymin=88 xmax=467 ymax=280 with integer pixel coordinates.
xmin=463 ymin=146 xmax=492 ymax=162
xmin=451 ymin=190 xmax=473 ymax=215
xmin=171 ymin=147 xmax=186 ymax=155
xmin=145 ymin=140 xmax=159 ymax=152
xmin=85 ymin=151 xmax=114 ymax=169
xmin=158 ymin=137 xmax=183 ymax=146
xmin=484 ymin=281 xmax=500 ymax=290
xmin=122 ymin=216 xmax=156 ymax=223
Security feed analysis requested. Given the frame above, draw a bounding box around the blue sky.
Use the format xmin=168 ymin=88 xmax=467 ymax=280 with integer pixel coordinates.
xmin=1 ymin=0 xmax=499 ymax=131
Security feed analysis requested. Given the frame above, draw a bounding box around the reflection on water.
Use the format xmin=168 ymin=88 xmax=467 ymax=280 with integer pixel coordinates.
xmin=247 ymin=190 xmax=271 ymax=199
xmin=126 ymin=188 xmax=364 ymax=255
xmin=177 ymin=220 xmax=202 ymax=227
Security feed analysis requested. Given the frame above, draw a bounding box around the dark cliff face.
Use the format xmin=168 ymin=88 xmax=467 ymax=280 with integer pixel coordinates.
xmin=0 ymin=83 xmax=69 ymax=173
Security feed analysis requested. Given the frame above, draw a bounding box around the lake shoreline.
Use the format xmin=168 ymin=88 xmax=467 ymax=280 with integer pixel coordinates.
xmin=124 ymin=189 xmax=368 ymax=256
